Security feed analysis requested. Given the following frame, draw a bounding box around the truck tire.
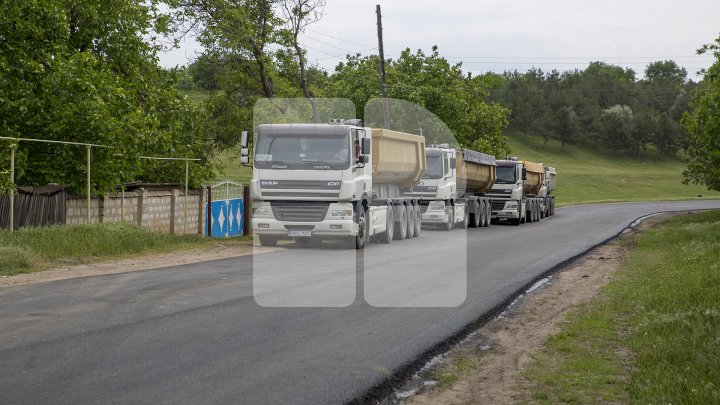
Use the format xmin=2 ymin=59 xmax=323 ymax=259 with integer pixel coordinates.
xmin=459 ymin=205 xmax=469 ymax=229
xmin=512 ymin=206 xmax=521 ymax=226
xmin=485 ymin=201 xmax=492 ymax=227
xmin=414 ymin=204 xmax=422 ymax=237
xmin=443 ymin=206 xmax=454 ymax=231
xmin=394 ymin=204 xmax=408 ymax=240
xmin=406 ymin=203 xmax=415 ymax=238
xmin=380 ymin=204 xmax=394 ymax=244
xmin=470 ymin=202 xmax=481 ymax=228
xmin=349 ymin=208 xmax=367 ymax=249
xmin=259 ymin=235 xmax=278 ymax=247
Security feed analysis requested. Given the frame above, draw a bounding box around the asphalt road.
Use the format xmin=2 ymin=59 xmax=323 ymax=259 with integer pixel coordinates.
xmin=1 ymin=201 xmax=718 ymax=404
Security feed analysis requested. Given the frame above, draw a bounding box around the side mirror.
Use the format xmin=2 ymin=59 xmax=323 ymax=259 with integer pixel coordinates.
xmin=240 ymin=130 xmax=249 ymax=148
xmin=362 ymin=138 xmax=371 ymax=154
xmin=357 ymin=155 xmax=370 ymax=164
xmin=449 ymin=157 xmax=456 ymax=170
xmin=521 ymin=168 xmax=527 ymax=180
xmin=241 ymin=148 xmax=249 ymax=164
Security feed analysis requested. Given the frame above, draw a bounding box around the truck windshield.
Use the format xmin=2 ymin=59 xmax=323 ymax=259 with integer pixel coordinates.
xmin=496 ymin=166 xmax=516 ymax=184
xmin=423 ymin=155 xmax=444 ymax=179
xmin=254 ymin=133 xmax=351 ymax=170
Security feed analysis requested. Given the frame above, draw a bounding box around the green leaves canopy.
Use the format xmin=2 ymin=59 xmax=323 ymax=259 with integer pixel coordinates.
xmin=682 ymin=36 xmax=720 ymax=191
xmin=0 ymin=0 xmax=216 ymax=194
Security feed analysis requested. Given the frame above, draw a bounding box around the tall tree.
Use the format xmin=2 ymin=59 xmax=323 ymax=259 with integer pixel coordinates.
xmin=682 ymin=35 xmax=720 ymax=191
xmin=0 ymin=0 xmax=215 ymax=194
xmin=279 ymin=0 xmax=326 ymax=122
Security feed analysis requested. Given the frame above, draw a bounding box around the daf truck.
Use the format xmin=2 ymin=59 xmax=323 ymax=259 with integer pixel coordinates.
xmin=405 ymin=145 xmax=496 ymax=230
xmin=244 ymin=119 xmax=426 ymax=249
xmin=488 ymin=158 xmax=556 ymax=225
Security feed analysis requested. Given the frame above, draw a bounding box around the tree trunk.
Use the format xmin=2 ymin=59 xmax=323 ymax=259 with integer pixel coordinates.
xmin=293 ymin=41 xmax=320 ymax=123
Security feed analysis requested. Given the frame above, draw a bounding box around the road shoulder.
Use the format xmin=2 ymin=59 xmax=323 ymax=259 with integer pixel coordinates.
xmin=396 ymin=214 xmax=675 ymax=404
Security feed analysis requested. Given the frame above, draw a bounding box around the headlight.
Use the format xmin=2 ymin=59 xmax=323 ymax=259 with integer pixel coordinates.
xmin=506 ymin=202 xmax=517 ymax=209
xmin=331 ymin=209 xmax=353 ymax=217
xmin=429 ymin=201 xmax=445 ymax=211
xmin=253 ymin=207 xmax=270 ymax=217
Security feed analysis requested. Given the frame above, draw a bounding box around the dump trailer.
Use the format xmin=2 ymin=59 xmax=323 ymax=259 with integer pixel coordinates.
xmin=247 ymin=119 xmax=426 ymax=249
xmin=405 ymin=145 xmax=496 ymax=230
xmin=488 ymin=158 xmax=556 ymax=225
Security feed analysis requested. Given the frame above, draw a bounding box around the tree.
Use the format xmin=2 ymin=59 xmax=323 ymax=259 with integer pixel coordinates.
xmin=279 ymin=0 xmax=326 ymax=122
xmin=682 ymin=35 xmax=720 ymax=191
xmin=0 ymin=0 xmax=215 ymax=194
xmin=327 ymin=47 xmax=510 ymax=157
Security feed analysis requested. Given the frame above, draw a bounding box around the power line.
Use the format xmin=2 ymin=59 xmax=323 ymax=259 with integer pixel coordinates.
xmin=306 ymin=28 xmax=377 ymax=48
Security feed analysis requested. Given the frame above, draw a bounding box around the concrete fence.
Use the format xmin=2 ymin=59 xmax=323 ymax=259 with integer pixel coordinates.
xmin=65 ymin=189 xmax=207 ymax=235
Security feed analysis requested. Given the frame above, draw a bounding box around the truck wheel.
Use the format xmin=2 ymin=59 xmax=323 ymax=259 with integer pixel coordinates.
xmin=259 ymin=235 xmax=278 ymax=247
xmin=540 ymin=202 xmax=546 ymax=219
xmin=394 ymin=204 xmax=407 ymax=240
xmin=406 ymin=204 xmax=415 ymax=238
xmin=414 ymin=204 xmax=422 ymax=237
xmin=518 ymin=206 xmax=525 ymax=225
xmin=459 ymin=206 xmax=469 ymax=229
xmin=443 ymin=206 xmax=454 ymax=231
xmin=470 ymin=202 xmax=481 ymax=228
xmin=350 ymin=208 xmax=367 ymax=249
xmin=380 ymin=204 xmax=394 ymax=244
xmin=485 ymin=201 xmax=492 ymax=227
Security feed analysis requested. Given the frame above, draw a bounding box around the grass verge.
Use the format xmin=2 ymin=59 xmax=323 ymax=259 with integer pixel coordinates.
xmin=523 ymin=210 xmax=720 ymax=404
xmin=0 ymin=222 xmax=249 ymax=277
xmin=507 ymin=133 xmax=720 ymax=206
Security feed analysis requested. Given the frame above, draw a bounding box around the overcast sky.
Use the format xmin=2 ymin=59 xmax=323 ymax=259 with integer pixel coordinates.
xmin=158 ymin=0 xmax=719 ymax=80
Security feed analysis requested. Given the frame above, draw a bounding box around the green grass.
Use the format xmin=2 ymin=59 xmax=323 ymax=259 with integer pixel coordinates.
xmin=523 ymin=210 xmax=720 ymax=404
xmin=507 ymin=133 xmax=720 ymax=206
xmin=0 ymin=222 xmax=250 ymax=277
xmin=214 ymin=148 xmax=253 ymax=185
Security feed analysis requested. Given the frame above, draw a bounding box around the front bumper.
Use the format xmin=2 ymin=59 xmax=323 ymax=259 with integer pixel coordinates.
xmin=252 ymin=218 xmax=357 ymax=237
xmin=421 ymin=211 xmax=450 ymax=224
xmin=493 ymin=209 xmax=519 ymax=219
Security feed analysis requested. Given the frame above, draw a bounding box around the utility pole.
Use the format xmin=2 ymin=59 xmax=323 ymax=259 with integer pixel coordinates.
xmin=376 ymin=4 xmax=390 ymax=129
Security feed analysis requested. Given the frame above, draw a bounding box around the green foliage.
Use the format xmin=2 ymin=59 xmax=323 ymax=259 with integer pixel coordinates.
xmin=491 ymin=60 xmax=691 ymax=157
xmin=326 ymin=47 xmax=511 ymax=157
xmin=682 ymin=35 xmax=720 ymax=192
xmin=0 ymin=0 xmax=216 ymax=194
xmin=524 ymin=211 xmax=720 ymax=404
xmin=0 ymin=169 xmax=14 ymax=194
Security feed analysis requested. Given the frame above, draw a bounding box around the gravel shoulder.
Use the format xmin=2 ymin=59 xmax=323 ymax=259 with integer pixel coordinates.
xmin=397 ymin=214 xmax=675 ymax=404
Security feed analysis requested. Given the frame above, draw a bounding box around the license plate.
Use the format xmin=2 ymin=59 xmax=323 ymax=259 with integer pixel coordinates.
xmin=288 ymin=230 xmax=311 ymax=237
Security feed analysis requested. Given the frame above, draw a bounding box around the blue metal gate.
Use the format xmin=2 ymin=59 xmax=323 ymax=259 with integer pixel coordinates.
xmin=208 ymin=181 xmax=244 ymax=238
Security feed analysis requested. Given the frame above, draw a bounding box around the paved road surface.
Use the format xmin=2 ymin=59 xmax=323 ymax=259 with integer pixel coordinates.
xmin=1 ymin=201 xmax=718 ymax=404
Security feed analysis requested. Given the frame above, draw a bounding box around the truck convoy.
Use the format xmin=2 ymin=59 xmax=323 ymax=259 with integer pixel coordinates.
xmin=242 ymin=120 xmax=557 ymax=248
xmin=405 ymin=145 xmax=496 ymax=230
xmin=488 ymin=158 xmax=556 ymax=225
xmin=246 ymin=119 xmax=426 ymax=249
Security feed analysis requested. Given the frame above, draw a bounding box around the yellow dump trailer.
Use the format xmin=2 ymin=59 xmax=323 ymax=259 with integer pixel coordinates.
xmin=371 ymin=129 xmax=426 ymax=188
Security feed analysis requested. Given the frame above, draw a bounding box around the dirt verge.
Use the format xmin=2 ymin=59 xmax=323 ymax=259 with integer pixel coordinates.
xmin=0 ymin=244 xmax=277 ymax=288
xmin=394 ymin=214 xmax=679 ymax=404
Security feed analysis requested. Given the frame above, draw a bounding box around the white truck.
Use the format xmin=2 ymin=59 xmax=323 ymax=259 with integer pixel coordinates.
xmin=243 ymin=119 xmax=427 ymax=249
xmin=488 ymin=158 xmax=556 ymax=225
xmin=405 ymin=145 xmax=496 ymax=230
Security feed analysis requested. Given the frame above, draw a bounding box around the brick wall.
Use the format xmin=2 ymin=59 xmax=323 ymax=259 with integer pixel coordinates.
xmin=66 ymin=189 xmax=207 ymax=235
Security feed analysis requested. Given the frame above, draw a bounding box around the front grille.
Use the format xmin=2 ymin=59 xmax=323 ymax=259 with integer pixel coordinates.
xmin=271 ymin=202 xmax=330 ymax=222
xmin=491 ymin=200 xmax=507 ymax=211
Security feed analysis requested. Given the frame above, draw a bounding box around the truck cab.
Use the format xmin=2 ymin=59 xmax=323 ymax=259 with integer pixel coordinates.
xmin=488 ymin=159 xmax=525 ymax=224
xmin=246 ymin=119 xmax=424 ymax=249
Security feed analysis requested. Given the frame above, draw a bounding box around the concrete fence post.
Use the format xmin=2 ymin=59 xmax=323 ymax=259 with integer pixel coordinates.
xmin=197 ymin=189 xmax=204 ymax=235
xmin=99 ymin=195 xmax=108 ymax=224
xmin=136 ymin=188 xmax=145 ymax=227
xmin=170 ymin=189 xmax=178 ymax=235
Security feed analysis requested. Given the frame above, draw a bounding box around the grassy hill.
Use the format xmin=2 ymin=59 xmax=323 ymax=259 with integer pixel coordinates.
xmin=507 ymin=133 xmax=720 ymax=206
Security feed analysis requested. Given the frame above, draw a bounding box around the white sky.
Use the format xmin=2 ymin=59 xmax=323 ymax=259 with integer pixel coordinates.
xmin=158 ymin=0 xmax=720 ymax=80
